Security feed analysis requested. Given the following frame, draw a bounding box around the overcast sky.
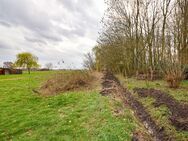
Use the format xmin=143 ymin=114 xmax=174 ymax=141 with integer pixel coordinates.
xmin=0 ymin=0 xmax=105 ymax=69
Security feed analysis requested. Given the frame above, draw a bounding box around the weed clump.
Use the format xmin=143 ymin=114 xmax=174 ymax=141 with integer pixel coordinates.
xmin=160 ymin=60 xmax=184 ymax=88
xmin=164 ymin=70 xmax=183 ymax=88
xmin=39 ymin=71 xmax=93 ymax=95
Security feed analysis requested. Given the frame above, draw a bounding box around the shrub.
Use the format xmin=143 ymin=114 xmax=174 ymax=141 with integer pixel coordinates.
xmin=39 ymin=71 xmax=94 ymax=95
xmin=83 ymin=52 xmax=96 ymax=71
xmin=164 ymin=71 xmax=183 ymax=88
xmin=161 ymin=61 xmax=184 ymax=88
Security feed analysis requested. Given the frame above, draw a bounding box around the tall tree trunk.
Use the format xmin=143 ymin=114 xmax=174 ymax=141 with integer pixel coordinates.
xmin=28 ymin=68 xmax=31 ymax=74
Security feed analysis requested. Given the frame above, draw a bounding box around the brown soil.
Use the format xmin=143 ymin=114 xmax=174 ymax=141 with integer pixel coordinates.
xmin=100 ymin=71 xmax=174 ymax=141
xmin=100 ymin=71 xmax=121 ymax=96
xmin=132 ymin=131 xmax=152 ymax=141
xmin=133 ymin=88 xmax=188 ymax=131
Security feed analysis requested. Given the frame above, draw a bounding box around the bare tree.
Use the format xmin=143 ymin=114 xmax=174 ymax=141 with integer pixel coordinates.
xmin=45 ymin=63 xmax=53 ymax=70
xmin=83 ymin=52 xmax=95 ymax=70
xmin=3 ymin=62 xmax=13 ymax=68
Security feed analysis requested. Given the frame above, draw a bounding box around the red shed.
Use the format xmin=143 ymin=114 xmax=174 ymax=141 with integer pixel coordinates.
xmin=0 ymin=68 xmax=22 ymax=75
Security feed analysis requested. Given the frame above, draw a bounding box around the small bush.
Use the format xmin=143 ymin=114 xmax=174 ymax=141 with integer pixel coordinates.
xmin=40 ymin=71 xmax=94 ymax=95
xmin=161 ymin=61 xmax=184 ymax=88
xmin=165 ymin=72 xmax=183 ymax=88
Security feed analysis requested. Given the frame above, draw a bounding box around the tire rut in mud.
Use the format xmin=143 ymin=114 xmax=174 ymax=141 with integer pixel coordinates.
xmin=133 ymin=88 xmax=188 ymax=131
xmin=100 ymin=71 xmax=174 ymax=141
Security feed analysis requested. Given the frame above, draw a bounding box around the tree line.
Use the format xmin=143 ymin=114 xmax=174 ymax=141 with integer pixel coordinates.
xmin=93 ymin=0 xmax=188 ymax=77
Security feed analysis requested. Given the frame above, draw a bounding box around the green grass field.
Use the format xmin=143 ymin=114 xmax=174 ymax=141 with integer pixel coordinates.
xmin=0 ymin=71 xmax=141 ymax=141
xmin=118 ymin=76 xmax=188 ymax=140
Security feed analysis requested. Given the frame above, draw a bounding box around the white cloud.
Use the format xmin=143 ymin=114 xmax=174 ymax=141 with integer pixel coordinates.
xmin=0 ymin=0 xmax=105 ymax=68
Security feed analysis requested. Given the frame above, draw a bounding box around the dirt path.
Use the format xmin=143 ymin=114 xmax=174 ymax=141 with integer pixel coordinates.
xmin=100 ymin=71 xmax=174 ymax=141
xmin=133 ymin=88 xmax=188 ymax=131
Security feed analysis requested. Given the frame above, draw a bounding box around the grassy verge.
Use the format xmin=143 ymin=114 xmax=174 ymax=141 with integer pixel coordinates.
xmin=118 ymin=77 xmax=188 ymax=103
xmin=0 ymin=71 xmax=139 ymax=141
xmin=117 ymin=76 xmax=188 ymax=140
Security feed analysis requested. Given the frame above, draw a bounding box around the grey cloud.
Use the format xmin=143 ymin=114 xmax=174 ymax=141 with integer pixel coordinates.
xmin=0 ymin=20 xmax=11 ymax=27
xmin=57 ymin=0 xmax=100 ymax=38
xmin=39 ymin=32 xmax=63 ymax=42
xmin=0 ymin=41 xmax=13 ymax=50
xmin=0 ymin=41 xmax=20 ymax=62
xmin=24 ymin=36 xmax=47 ymax=45
xmin=59 ymin=0 xmax=75 ymax=11
xmin=0 ymin=0 xmax=62 ymax=43
xmin=0 ymin=0 xmax=104 ymax=68
xmin=58 ymin=27 xmax=85 ymax=39
xmin=0 ymin=41 xmax=21 ymax=51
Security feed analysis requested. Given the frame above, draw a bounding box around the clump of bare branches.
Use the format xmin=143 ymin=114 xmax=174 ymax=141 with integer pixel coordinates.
xmin=39 ymin=71 xmax=94 ymax=95
xmin=160 ymin=60 xmax=184 ymax=88
xmin=83 ymin=52 xmax=96 ymax=71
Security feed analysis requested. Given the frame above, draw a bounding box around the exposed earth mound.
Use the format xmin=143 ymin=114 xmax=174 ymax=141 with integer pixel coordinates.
xmin=39 ymin=71 xmax=94 ymax=96
xmin=133 ymin=88 xmax=188 ymax=131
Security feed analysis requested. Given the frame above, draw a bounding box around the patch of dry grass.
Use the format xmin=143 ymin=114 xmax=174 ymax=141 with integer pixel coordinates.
xmin=39 ymin=71 xmax=94 ymax=95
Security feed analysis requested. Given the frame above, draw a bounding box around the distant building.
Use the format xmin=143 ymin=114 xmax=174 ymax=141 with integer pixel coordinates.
xmin=0 ymin=68 xmax=22 ymax=75
xmin=39 ymin=68 xmax=50 ymax=71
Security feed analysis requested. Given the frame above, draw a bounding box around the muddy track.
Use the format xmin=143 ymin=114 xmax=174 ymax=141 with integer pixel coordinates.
xmin=100 ymin=71 xmax=174 ymax=141
xmin=133 ymin=88 xmax=188 ymax=131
